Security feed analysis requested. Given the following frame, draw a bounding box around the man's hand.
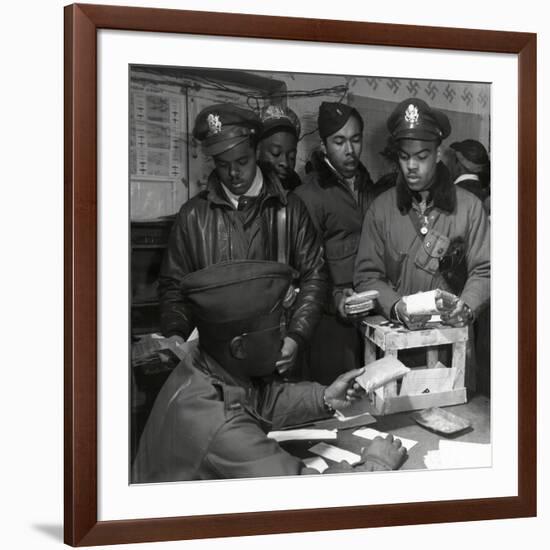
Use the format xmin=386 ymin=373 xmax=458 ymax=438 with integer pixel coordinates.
xmin=337 ymin=289 xmax=375 ymax=320
xmin=164 ymin=335 xmax=186 ymax=348
xmin=336 ymin=288 xmax=354 ymax=319
xmin=363 ymin=434 xmax=407 ymax=470
xmin=394 ymin=299 xmax=431 ymax=329
xmin=275 ymin=336 xmax=299 ymax=374
xmin=440 ymin=299 xmax=473 ymax=327
xmin=324 ymin=367 xmax=366 ymax=411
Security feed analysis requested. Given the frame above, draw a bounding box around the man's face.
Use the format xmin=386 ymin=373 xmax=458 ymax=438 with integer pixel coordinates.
xmin=322 ymin=115 xmax=363 ymax=179
xmin=213 ymin=139 xmax=258 ymax=195
xmin=258 ymin=131 xmax=298 ymax=182
xmin=397 ymin=139 xmax=441 ymax=192
xmin=232 ymin=323 xmax=284 ymax=378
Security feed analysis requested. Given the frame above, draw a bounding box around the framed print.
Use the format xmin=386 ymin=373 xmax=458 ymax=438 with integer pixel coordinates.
xmin=64 ymin=3 xmax=537 ymax=546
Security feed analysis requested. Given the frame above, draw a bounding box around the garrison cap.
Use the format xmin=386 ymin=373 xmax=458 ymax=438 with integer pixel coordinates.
xmin=387 ymin=98 xmax=451 ymax=141
xmin=193 ymin=103 xmax=262 ymax=157
xmin=181 ymin=260 xmax=293 ymax=341
xmin=259 ymin=104 xmax=301 ymax=139
xmin=450 ymin=139 xmax=490 ymax=173
xmin=318 ymin=101 xmax=364 ymax=139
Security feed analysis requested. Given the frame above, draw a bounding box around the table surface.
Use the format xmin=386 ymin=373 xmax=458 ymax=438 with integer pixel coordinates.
xmin=281 ymin=394 xmax=490 ymax=470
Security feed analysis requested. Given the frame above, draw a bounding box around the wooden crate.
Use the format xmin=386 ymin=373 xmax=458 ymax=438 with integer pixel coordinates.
xmin=362 ymin=315 xmax=468 ymax=415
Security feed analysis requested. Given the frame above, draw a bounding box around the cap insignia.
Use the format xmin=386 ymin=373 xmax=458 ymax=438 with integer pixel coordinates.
xmin=207 ymin=113 xmax=222 ymax=135
xmin=404 ymin=104 xmax=419 ymax=127
xmin=264 ymin=105 xmax=286 ymax=119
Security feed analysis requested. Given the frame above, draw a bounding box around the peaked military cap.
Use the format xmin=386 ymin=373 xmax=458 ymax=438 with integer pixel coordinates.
xmin=387 ymin=98 xmax=451 ymax=141
xmin=181 ymin=260 xmax=293 ymax=340
xmin=259 ymin=104 xmax=301 ymax=139
xmin=450 ymin=139 xmax=490 ymax=173
xmin=317 ymin=101 xmax=364 ymax=139
xmin=193 ymin=103 xmax=262 ymax=157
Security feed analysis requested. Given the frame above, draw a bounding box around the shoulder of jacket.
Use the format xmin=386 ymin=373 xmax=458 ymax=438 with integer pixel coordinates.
xmin=169 ymin=364 xmax=227 ymax=429
xmin=370 ymin=185 xmax=398 ymax=210
xmin=176 ymin=193 xmax=207 ymax=216
xmin=454 ymin=185 xmax=484 ymax=211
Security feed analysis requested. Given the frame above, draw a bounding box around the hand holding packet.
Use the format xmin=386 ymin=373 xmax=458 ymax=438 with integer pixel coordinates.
xmin=344 ymin=290 xmax=379 ymax=316
xmin=402 ymin=289 xmax=458 ymax=316
xmin=355 ymin=356 xmax=410 ymax=392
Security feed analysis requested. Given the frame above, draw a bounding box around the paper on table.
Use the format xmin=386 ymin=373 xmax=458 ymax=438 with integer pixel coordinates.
xmin=302 ymin=456 xmax=329 ymax=473
xmin=353 ymin=427 xmax=418 ymax=451
xmin=400 ymin=366 xmax=456 ymax=396
xmin=423 ymin=441 xmax=491 ymax=469
xmin=267 ymin=429 xmax=337 ymax=442
xmin=309 ymin=442 xmax=361 ymax=465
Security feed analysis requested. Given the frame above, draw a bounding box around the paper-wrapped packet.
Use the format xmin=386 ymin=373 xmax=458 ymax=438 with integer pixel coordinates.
xmin=402 ymin=289 xmax=458 ymax=316
xmin=356 ymin=356 xmax=410 ymax=392
xmin=344 ymin=290 xmax=379 ymax=315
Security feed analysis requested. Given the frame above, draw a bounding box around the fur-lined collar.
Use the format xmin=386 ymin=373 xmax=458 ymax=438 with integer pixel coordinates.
xmin=396 ymin=162 xmax=456 ymax=214
xmin=309 ymin=150 xmax=373 ymax=190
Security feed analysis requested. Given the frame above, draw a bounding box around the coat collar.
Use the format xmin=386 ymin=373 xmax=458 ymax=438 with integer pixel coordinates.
xmin=309 ymin=150 xmax=372 ymax=191
xmin=396 ymin=161 xmax=456 ymax=214
xmin=204 ymin=163 xmax=288 ymax=208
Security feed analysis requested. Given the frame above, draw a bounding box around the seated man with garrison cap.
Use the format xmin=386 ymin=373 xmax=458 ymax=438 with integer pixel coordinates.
xmin=133 ymin=260 xmax=407 ymax=481
xmin=159 ymin=104 xmax=327 ymax=375
xmin=354 ymin=98 xmax=490 ymax=331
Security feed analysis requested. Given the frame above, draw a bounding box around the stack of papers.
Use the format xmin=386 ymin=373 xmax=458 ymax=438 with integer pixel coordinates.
xmin=267 ymin=429 xmax=336 ymax=442
xmin=424 ymin=440 xmax=491 ymax=469
xmin=352 ymin=427 xmax=418 ymax=451
xmin=308 ymin=442 xmax=361 ymax=465
xmin=302 ymin=456 xmax=329 ymax=473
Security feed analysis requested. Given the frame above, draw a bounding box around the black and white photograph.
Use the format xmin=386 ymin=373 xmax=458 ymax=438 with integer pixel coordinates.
xmin=129 ymin=64 xmax=491 ymax=484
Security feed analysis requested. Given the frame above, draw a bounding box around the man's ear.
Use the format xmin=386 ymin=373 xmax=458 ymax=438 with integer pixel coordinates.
xmin=229 ymin=335 xmax=247 ymax=360
xmin=319 ymin=139 xmax=327 ymax=155
xmin=436 ymin=145 xmax=442 ymax=162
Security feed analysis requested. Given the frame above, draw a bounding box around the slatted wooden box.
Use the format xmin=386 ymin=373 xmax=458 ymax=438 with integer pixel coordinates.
xmin=362 ymin=315 xmax=468 ymax=415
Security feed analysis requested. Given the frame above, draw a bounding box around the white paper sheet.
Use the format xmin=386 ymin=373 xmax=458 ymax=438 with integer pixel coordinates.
xmin=423 ymin=441 xmax=492 ymax=469
xmin=352 ymin=427 xmax=418 ymax=451
xmin=267 ymin=429 xmax=337 ymax=442
xmin=308 ymin=442 xmax=361 ymax=465
xmin=399 ymin=366 xmax=456 ymax=396
xmin=302 ymin=456 xmax=329 ymax=473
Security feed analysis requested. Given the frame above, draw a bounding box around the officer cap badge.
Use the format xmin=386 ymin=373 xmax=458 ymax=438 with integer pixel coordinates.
xmin=264 ymin=105 xmax=286 ymax=119
xmin=404 ymin=104 xmax=419 ymax=127
xmin=207 ymin=113 xmax=222 ymax=135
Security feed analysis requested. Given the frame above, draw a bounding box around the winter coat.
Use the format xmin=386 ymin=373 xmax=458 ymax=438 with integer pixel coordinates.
xmin=295 ymin=151 xmax=393 ymax=309
xmin=158 ymin=164 xmax=328 ymax=346
xmin=132 ymin=341 xmax=328 ymax=482
xmin=354 ymin=162 xmax=490 ymax=318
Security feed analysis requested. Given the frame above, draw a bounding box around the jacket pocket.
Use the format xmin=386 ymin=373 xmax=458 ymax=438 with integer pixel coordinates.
xmin=414 ymin=229 xmax=451 ymax=275
xmin=325 ymin=235 xmax=359 ymax=287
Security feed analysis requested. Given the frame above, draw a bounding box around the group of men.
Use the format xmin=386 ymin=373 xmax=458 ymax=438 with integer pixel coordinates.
xmin=132 ymin=95 xmax=490 ymax=483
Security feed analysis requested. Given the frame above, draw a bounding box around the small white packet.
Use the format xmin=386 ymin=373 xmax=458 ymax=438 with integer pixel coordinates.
xmin=356 ymin=356 xmax=410 ymax=392
xmin=403 ymin=289 xmax=458 ymax=316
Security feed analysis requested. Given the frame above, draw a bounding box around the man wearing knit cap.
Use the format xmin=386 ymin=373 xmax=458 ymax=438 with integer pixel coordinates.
xmin=258 ymin=104 xmax=302 ymax=191
xmin=449 ymin=139 xmax=491 ymax=209
xmin=295 ymin=101 xmax=392 ymax=384
xmin=133 ymin=260 xmax=407 ymax=482
xmin=159 ymin=104 xmax=328 ymax=375
xmin=354 ymin=98 xmax=490 ymax=335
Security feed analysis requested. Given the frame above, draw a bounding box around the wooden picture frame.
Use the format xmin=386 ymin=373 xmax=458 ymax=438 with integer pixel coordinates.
xmin=64 ymin=3 xmax=537 ymax=546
